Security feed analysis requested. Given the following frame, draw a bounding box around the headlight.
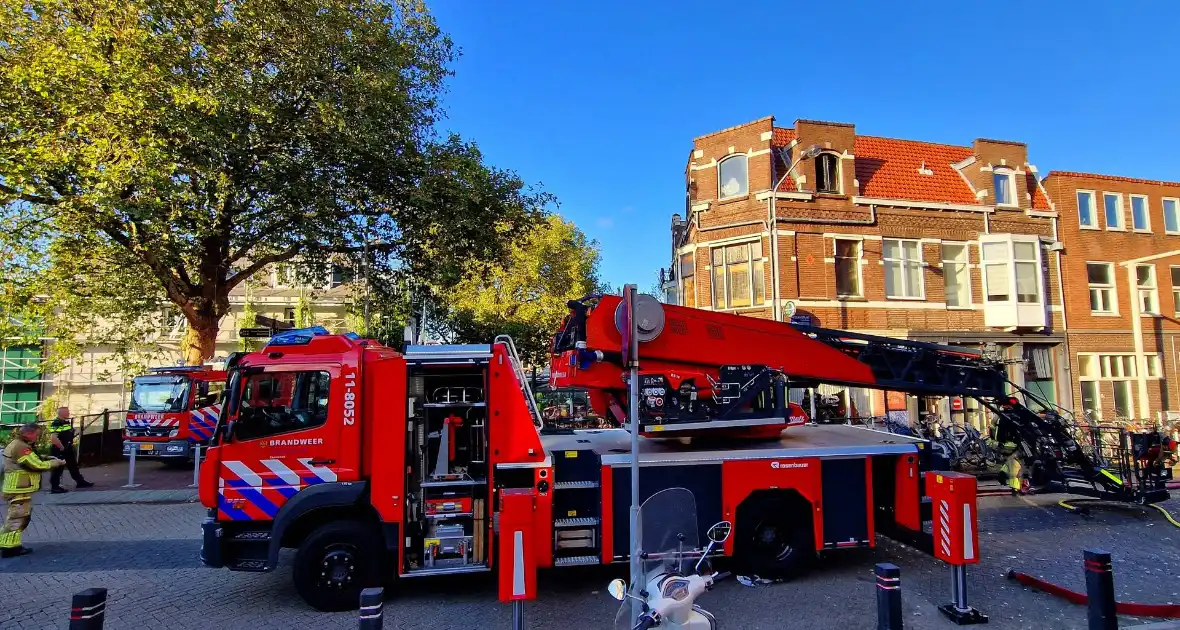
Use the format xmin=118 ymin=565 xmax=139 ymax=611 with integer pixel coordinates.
xmin=169 ymin=428 xmax=180 ymax=438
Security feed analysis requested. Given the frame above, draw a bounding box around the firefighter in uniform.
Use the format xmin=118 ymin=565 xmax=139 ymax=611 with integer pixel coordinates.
xmin=2 ymin=423 xmax=66 ymax=558
xmin=48 ymin=407 xmax=93 ymax=493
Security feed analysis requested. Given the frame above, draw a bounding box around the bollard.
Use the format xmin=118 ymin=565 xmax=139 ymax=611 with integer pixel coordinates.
xmin=68 ymin=588 xmax=107 ymax=630
xmin=1084 ymin=549 xmax=1117 ymax=630
xmin=121 ymin=445 xmax=141 ymax=489
xmin=358 ymin=587 xmax=383 ymax=629
xmin=188 ymin=444 xmax=202 ymax=488
xmin=875 ymin=563 xmax=903 ymax=630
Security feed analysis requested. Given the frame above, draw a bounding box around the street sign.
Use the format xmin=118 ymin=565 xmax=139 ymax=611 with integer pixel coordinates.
xmin=238 ymin=327 xmax=275 ymax=338
xmin=789 ymin=313 xmax=813 ymax=327
xmin=951 ymin=397 xmax=964 ymax=411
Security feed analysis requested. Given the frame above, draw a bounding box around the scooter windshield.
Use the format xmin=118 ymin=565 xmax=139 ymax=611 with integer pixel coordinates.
xmin=614 ymin=487 xmax=702 ymax=629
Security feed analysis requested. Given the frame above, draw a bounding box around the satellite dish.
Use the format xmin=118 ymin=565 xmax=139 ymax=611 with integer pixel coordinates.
xmin=615 ymin=293 xmax=666 ymax=343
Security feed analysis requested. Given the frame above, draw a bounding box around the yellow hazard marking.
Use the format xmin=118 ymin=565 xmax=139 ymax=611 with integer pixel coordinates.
xmin=1098 ymin=469 xmax=1124 ymax=486
xmin=564 ymin=451 xmax=577 ymax=458
xmin=567 ymin=510 xmax=577 ymax=517
xmin=652 ymin=425 xmax=665 ymax=432
xmin=425 ymin=538 xmax=440 ymax=546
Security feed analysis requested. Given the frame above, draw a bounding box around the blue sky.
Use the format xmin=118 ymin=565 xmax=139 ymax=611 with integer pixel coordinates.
xmin=429 ymin=1 xmax=1180 ymax=290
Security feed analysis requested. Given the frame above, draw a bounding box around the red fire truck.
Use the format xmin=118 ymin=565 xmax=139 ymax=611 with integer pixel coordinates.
xmin=124 ymin=365 xmax=227 ymax=461
xmin=197 ymin=294 xmax=1164 ymax=612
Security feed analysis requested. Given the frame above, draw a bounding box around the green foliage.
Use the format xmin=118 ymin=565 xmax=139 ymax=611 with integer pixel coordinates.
xmin=433 ymin=215 xmax=605 ymax=366
xmin=0 ymin=0 xmax=548 ymax=365
xmin=294 ymin=293 xmax=315 ymax=328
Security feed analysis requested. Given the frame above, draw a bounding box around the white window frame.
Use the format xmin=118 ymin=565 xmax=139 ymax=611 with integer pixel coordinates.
xmin=1172 ymin=265 xmax=1180 ymax=316
xmin=1086 ymin=261 xmax=1118 ymax=315
xmin=1077 ymin=189 xmax=1098 ymax=230
xmin=882 ymin=238 xmax=925 ymax=300
xmin=993 ymin=169 xmax=1018 ymax=208
xmin=833 ymin=238 xmax=863 ymax=298
xmin=1130 ymin=194 xmax=1152 ymax=232
xmin=1163 ymin=197 xmax=1180 ymax=235
xmin=941 ymin=242 xmax=972 ymax=308
xmin=717 ymin=154 xmax=749 ymax=200
xmin=709 ymin=239 xmax=766 ymax=310
xmin=1103 ymin=192 xmax=1125 ymax=231
xmin=1136 ymin=263 xmax=1159 ymax=315
xmin=978 ymin=234 xmax=1044 ymax=306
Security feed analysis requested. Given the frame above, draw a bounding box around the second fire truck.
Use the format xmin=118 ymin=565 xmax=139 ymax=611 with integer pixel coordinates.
xmin=124 ymin=365 xmax=227 ymax=462
xmin=197 ymin=294 xmax=1169 ymax=612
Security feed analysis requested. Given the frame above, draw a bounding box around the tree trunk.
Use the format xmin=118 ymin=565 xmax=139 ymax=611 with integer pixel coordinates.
xmin=184 ymin=313 xmax=220 ymax=365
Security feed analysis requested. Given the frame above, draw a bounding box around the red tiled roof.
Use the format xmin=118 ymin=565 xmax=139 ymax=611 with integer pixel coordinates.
xmin=1027 ymin=173 xmax=1052 ymax=210
xmin=1045 ymin=171 xmax=1180 ymax=188
xmin=771 ymin=127 xmax=795 ymax=147
xmin=851 ymin=136 xmax=977 ymax=204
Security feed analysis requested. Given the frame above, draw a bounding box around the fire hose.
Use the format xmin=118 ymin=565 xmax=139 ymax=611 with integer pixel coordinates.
xmin=1006 ymin=570 xmax=1180 ymax=618
xmin=1055 ymin=498 xmax=1180 ymax=529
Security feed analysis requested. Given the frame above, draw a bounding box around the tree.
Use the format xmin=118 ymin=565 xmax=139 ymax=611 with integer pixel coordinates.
xmin=433 ymin=215 xmax=604 ymax=366
xmin=0 ymin=0 xmax=548 ymax=365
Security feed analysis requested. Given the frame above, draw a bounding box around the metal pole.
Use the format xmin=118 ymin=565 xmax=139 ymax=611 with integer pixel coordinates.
xmin=122 ymin=445 xmax=141 ymax=488
xmin=1084 ymin=549 xmax=1117 ymax=630
xmin=512 ymin=600 xmax=525 ymax=629
xmin=189 ymin=444 xmax=202 ymax=488
xmin=626 ymin=285 xmax=642 ymax=625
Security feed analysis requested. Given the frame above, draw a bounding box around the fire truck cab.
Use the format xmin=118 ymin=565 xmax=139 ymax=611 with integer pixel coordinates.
xmin=124 ymin=365 xmax=227 ymax=460
xmin=199 ymin=326 xmax=949 ymax=612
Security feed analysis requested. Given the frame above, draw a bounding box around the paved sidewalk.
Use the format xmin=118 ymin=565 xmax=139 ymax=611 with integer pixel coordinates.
xmin=37 ymin=488 xmax=199 ymax=506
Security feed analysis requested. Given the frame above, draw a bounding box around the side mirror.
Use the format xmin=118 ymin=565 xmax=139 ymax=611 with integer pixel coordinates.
xmin=707 ymin=521 xmax=733 ymax=544
xmin=607 ymin=578 xmax=627 ymax=601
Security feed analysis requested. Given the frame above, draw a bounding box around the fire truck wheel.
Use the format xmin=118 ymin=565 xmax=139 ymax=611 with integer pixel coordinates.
xmin=734 ymin=496 xmax=815 ymax=580
xmin=294 ymin=520 xmax=387 ymax=612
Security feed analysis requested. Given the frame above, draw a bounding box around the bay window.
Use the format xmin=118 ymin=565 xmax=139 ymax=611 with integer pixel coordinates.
xmin=680 ymin=252 xmax=695 ymax=308
xmin=979 ymin=235 xmax=1046 ymax=328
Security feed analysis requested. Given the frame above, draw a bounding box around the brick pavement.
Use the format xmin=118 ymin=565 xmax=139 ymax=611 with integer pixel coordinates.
xmin=1 ymin=494 xmax=1179 ymax=629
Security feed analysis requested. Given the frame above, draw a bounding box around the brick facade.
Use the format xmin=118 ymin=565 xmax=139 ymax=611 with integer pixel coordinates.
xmin=1044 ymin=171 xmax=1180 ymax=422
xmin=665 ymin=117 xmax=1067 ymax=428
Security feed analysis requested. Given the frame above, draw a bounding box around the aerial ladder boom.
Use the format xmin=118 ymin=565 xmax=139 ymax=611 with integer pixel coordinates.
xmin=549 ymin=294 xmax=1171 ymax=504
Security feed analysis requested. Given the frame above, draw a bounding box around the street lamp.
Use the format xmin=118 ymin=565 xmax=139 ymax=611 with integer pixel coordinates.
xmin=769 ymin=143 xmax=823 ymax=321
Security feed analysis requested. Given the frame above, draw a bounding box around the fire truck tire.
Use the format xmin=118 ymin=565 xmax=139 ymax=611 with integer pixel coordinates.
xmin=733 ymin=495 xmax=815 ymax=581
xmin=294 ymin=520 xmax=387 ymax=612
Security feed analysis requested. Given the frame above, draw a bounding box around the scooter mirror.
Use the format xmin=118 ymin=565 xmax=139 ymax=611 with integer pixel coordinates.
xmin=607 ymin=579 xmax=628 ymax=601
xmin=707 ymin=521 xmax=733 ymax=543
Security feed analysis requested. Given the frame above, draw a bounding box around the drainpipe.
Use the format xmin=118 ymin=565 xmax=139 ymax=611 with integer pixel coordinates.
xmin=1125 ymin=263 xmax=1150 ymax=420
xmin=1051 ymin=216 xmax=1072 ymax=411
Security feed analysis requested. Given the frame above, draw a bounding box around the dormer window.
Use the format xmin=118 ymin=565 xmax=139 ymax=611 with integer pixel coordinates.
xmin=718 ymin=154 xmax=748 ymax=199
xmin=816 ymin=153 xmax=840 ymax=193
xmin=993 ymin=169 xmax=1017 ymax=207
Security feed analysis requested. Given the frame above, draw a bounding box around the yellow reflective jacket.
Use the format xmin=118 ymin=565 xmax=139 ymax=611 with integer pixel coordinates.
xmin=2 ymin=438 xmax=53 ymax=494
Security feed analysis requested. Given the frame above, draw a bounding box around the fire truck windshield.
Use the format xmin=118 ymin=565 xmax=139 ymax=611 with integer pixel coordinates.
xmin=129 ymin=376 xmax=190 ymax=412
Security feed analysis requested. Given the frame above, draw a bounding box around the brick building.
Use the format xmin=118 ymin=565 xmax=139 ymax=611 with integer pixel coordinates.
xmin=664 ymin=117 xmax=1067 ymax=428
xmin=1043 ymin=171 xmax=1180 ymax=422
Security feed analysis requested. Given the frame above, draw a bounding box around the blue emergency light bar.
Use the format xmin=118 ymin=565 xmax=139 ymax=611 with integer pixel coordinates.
xmin=146 ymin=365 xmax=207 ymax=373
xmin=264 ymin=326 xmax=331 ymax=348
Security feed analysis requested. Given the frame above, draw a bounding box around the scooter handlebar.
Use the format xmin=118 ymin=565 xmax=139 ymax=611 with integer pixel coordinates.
xmin=631 ymin=614 xmax=659 ymax=630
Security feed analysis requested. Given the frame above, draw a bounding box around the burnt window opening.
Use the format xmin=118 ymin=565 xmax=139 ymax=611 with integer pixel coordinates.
xmin=816 ymin=153 xmax=840 ymax=194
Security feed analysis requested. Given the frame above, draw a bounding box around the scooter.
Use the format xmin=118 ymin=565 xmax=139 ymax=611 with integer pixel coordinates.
xmin=607 ymin=487 xmax=734 ymax=630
